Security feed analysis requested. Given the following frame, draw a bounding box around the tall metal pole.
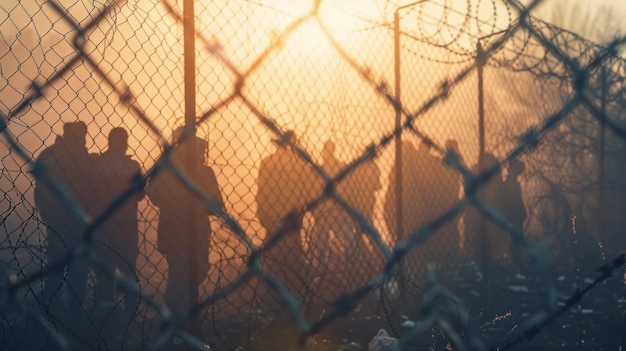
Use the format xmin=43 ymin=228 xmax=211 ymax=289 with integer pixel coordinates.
xmin=393 ymin=0 xmax=428 ymax=300
xmin=393 ymin=10 xmax=405 ymax=296
xmin=477 ymin=41 xmax=485 ymax=161
xmin=476 ymin=41 xmax=489 ymax=282
xmin=394 ymin=11 xmax=404 ymax=247
xmin=184 ymin=0 xmax=198 ymax=334
xmin=474 ymin=29 xmax=507 ymax=162
xmin=598 ymin=67 xmax=607 ymax=243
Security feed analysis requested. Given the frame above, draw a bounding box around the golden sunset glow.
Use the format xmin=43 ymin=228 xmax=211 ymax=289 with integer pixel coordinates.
xmin=4 ymin=0 xmax=626 ymax=350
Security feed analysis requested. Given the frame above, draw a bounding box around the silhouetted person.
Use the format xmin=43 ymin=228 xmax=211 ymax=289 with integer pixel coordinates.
xmin=344 ymin=158 xmax=381 ymax=224
xmin=384 ymin=140 xmax=440 ymax=243
xmin=501 ymin=159 xmax=527 ymax=270
xmin=34 ymin=121 xmax=96 ymax=318
xmin=147 ymin=128 xmax=224 ymax=315
xmin=341 ymin=156 xmax=382 ymax=289
xmin=255 ymin=131 xmax=322 ymax=350
xmin=484 ymin=156 xmax=509 ymax=268
xmin=385 ymin=140 xmax=446 ymax=288
xmin=411 ymin=140 xmax=458 ymax=275
xmin=436 ymin=141 xmax=463 ymax=246
xmin=256 ymin=131 xmax=321 ymax=296
xmin=93 ymin=127 xmax=144 ymax=321
xmin=384 ymin=140 xmax=418 ymax=244
xmin=310 ymin=140 xmax=353 ymax=272
xmin=465 ymin=152 xmax=508 ymax=275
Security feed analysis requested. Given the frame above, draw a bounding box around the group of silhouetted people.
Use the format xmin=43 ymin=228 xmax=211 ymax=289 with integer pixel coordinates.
xmin=382 ymin=139 xmax=464 ymax=277
xmin=34 ymin=124 xmax=528 ymax=334
xmin=35 ymin=122 xmax=224 ymax=332
xmin=255 ymin=135 xmax=383 ymax=297
xmin=383 ymin=140 xmax=528 ymax=277
xmin=253 ymin=133 xmax=383 ymax=349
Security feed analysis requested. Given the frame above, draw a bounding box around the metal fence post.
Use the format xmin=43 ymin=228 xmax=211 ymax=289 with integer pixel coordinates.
xmin=393 ymin=9 xmax=405 ymax=295
xmin=393 ymin=0 xmax=429 ymax=301
xmin=477 ymin=42 xmax=486 ymax=161
xmin=476 ymin=40 xmax=488 ymax=280
xmin=184 ymin=0 xmax=199 ymax=335
xmin=598 ymin=66 xmax=607 ymax=244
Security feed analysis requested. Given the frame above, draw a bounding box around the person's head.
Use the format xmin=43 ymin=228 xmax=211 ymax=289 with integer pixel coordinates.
xmin=108 ymin=127 xmax=128 ymax=154
xmin=283 ymin=130 xmax=297 ymax=147
xmin=417 ymin=139 xmax=432 ymax=153
xmin=171 ymin=126 xmax=208 ymax=161
xmin=62 ymin=121 xmax=87 ymax=147
xmin=195 ymin=138 xmax=208 ymax=160
xmin=479 ymin=152 xmax=497 ymax=171
xmin=445 ymin=139 xmax=459 ymax=152
xmin=322 ymin=140 xmax=335 ymax=160
xmin=171 ymin=126 xmax=186 ymax=144
xmin=509 ymin=159 xmax=525 ymax=177
xmin=272 ymin=130 xmax=298 ymax=150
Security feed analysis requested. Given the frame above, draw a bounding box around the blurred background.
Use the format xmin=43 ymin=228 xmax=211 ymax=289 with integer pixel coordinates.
xmin=1 ymin=0 xmax=625 ymax=350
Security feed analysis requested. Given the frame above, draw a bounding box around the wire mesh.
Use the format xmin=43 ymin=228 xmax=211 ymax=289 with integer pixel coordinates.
xmin=1 ymin=0 xmax=626 ymax=350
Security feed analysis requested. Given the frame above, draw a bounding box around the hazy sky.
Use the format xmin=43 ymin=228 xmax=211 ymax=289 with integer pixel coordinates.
xmin=531 ymin=0 xmax=626 ymax=39
xmin=3 ymin=0 xmax=626 ymax=38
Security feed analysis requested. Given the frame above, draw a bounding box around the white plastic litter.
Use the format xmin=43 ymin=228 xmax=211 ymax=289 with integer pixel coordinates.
xmin=368 ymin=329 xmax=398 ymax=351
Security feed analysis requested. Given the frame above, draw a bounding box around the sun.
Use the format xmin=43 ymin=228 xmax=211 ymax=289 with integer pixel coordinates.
xmin=256 ymin=0 xmax=381 ymax=65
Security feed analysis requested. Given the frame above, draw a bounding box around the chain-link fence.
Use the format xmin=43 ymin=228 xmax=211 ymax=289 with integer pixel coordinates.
xmin=1 ymin=0 xmax=625 ymax=350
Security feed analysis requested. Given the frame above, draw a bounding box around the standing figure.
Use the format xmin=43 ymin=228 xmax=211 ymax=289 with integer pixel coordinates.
xmin=384 ymin=140 xmax=442 ymax=285
xmin=501 ymin=159 xmax=527 ymax=270
xmin=464 ymin=153 xmax=508 ymax=274
xmin=310 ymin=140 xmax=352 ymax=272
xmin=34 ymin=121 xmax=97 ymax=318
xmin=254 ymin=131 xmax=323 ymax=350
xmin=345 ymin=158 xmax=381 ymax=226
xmin=483 ymin=155 xmax=508 ymax=267
xmin=342 ymin=156 xmax=382 ymax=287
xmin=384 ymin=140 xmax=432 ymax=244
xmin=93 ymin=127 xmax=144 ymax=321
xmin=255 ymin=131 xmax=321 ymax=297
xmin=430 ymin=140 xmax=461 ymax=264
xmin=147 ymin=129 xmax=224 ymax=315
